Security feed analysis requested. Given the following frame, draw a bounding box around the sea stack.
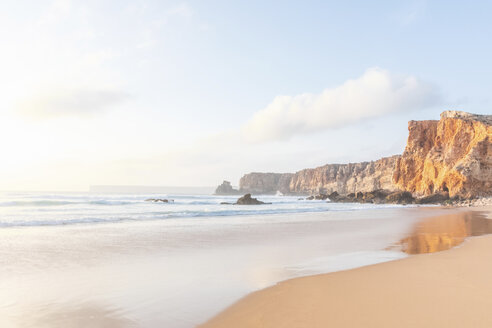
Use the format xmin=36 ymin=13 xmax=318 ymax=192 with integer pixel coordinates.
xmin=214 ymin=181 xmax=241 ymax=195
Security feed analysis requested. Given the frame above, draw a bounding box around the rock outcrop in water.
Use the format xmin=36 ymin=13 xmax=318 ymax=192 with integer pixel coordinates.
xmin=222 ymin=111 xmax=491 ymax=201
xmin=214 ymin=180 xmax=241 ymax=195
xmin=393 ymin=111 xmax=492 ymax=198
xmin=145 ymin=198 xmax=173 ymax=203
xmin=235 ymin=194 xmax=269 ymax=205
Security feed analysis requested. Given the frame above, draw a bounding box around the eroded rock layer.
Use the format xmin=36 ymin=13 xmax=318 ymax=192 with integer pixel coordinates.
xmin=393 ymin=111 xmax=492 ymax=198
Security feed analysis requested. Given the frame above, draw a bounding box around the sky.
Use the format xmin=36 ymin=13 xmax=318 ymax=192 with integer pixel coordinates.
xmin=0 ymin=0 xmax=491 ymax=191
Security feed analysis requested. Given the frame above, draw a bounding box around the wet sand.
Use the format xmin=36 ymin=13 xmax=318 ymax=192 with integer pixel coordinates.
xmin=0 ymin=208 xmax=429 ymax=328
xmin=201 ymin=207 xmax=492 ymax=328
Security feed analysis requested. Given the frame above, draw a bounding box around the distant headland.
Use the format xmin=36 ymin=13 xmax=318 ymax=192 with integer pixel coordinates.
xmin=216 ymin=111 xmax=492 ymax=201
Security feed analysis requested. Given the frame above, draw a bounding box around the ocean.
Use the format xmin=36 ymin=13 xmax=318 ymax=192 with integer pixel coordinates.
xmin=0 ymin=191 xmax=413 ymax=227
xmin=0 ymin=191 xmax=438 ymax=327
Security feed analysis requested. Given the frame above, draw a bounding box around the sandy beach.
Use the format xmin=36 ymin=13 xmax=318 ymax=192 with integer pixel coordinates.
xmin=201 ymin=206 xmax=492 ymax=328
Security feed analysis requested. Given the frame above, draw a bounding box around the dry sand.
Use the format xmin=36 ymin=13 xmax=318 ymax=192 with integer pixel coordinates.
xmin=201 ymin=206 xmax=492 ymax=328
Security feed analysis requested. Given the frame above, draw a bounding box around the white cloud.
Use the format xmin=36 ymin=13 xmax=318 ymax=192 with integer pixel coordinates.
xmin=242 ymin=68 xmax=440 ymax=142
xmin=17 ymin=88 xmax=130 ymax=119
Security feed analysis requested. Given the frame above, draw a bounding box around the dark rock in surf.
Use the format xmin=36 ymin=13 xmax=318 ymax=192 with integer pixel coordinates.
xmin=416 ymin=192 xmax=450 ymax=204
xmin=145 ymin=198 xmax=170 ymax=203
xmin=235 ymin=194 xmax=270 ymax=205
xmin=385 ymin=191 xmax=415 ymax=204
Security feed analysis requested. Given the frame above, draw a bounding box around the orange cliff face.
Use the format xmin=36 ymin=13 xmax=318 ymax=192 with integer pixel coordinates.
xmin=393 ymin=111 xmax=492 ymax=198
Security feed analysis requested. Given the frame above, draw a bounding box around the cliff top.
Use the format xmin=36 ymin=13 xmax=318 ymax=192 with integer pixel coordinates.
xmin=241 ymin=172 xmax=293 ymax=176
xmin=441 ymin=110 xmax=492 ymax=124
xmin=314 ymin=155 xmax=400 ymax=169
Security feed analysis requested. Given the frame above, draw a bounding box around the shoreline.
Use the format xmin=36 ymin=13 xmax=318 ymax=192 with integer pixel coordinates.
xmin=201 ymin=205 xmax=492 ymax=328
xmin=0 ymin=204 xmax=429 ymax=327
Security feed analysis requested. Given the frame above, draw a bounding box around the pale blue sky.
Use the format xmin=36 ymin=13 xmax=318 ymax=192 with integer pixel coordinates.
xmin=0 ymin=0 xmax=490 ymax=190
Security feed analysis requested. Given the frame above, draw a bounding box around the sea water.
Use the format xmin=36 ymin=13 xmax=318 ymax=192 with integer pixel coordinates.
xmin=0 ymin=191 xmax=413 ymax=227
xmin=0 ymin=191 xmax=439 ymax=327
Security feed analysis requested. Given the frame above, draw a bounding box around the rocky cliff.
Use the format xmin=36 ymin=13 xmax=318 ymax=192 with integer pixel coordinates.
xmin=393 ymin=111 xmax=492 ymax=198
xmin=288 ymin=156 xmax=399 ymax=195
xmin=239 ymin=173 xmax=294 ymax=194
xmin=231 ymin=111 xmax=491 ymax=198
xmin=238 ymin=157 xmax=398 ymax=195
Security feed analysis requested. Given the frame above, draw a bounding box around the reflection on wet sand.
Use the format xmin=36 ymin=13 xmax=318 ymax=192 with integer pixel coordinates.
xmin=15 ymin=302 xmax=136 ymax=328
xmin=398 ymin=210 xmax=492 ymax=254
